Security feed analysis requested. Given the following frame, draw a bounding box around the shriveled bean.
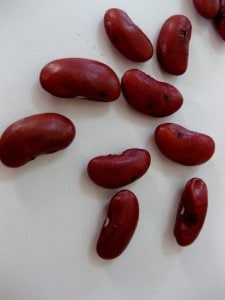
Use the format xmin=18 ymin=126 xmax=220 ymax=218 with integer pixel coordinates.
xmin=154 ymin=123 xmax=215 ymax=165
xmin=87 ymin=148 xmax=151 ymax=188
xmin=40 ymin=58 xmax=121 ymax=101
xmin=104 ymin=8 xmax=153 ymax=62
xmin=121 ymin=69 xmax=183 ymax=117
xmin=97 ymin=190 xmax=139 ymax=259
xmin=174 ymin=178 xmax=208 ymax=246
xmin=0 ymin=113 xmax=75 ymax=167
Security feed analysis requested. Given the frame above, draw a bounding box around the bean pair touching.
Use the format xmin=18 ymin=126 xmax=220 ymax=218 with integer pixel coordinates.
xmin=41 ymin=57 xmax=184 ymax=118
xmin=193 ymin=0 xmax=220 ymax=19
xmin=193 ymin=0 xmax=225 ymax=41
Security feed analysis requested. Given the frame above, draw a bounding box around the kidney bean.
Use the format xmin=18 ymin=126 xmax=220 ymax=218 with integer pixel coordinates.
xmin=193 ymin=0 xmax=220 ymax=19
xmin=0 ymin=113 xmax=75 ymax=168
xmin=40 ymin=58 xmax=121 ymax=101
xmin=104 ymin=8 xmax=153 ymax=62
xmin=157 ymin=15 xmax=192 ymax=75
xmin=154 ymin=123 xmax=215 ymax=166
xmin=121 ymin=69 xmax=183 ymax=117
xmin=174 ymin=178 xmax=208 ymax=246
xmin=97 ymin=190 xmax=139 ymax=259
xmin=214 ymin=0 xmax=225 ymax=41
xmin=87 ymin=148 xmax=151 ymax=188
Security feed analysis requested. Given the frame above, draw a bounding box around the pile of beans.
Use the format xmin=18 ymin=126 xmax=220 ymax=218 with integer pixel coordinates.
xmin=0 ymin=1 xmax=223 ymax=259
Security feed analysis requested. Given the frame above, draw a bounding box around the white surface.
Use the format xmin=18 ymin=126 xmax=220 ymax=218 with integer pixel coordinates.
xmin=0 ymin=0 xmax=225 ymax=299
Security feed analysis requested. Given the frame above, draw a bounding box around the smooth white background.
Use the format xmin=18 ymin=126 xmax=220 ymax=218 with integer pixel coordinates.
xmin=0 ymin=0 xmax=225 ymax=299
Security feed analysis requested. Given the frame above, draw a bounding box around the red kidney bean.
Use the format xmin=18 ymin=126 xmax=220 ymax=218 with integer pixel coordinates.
xmin=97 ymin=190 xmax=139 ymax=259
xmin=193 ymin=0 xmax=220 ymax=19
xmin=157 ymin=15 xmax=192 ymax=75
xmin=104 ymin=8 xmax=153 ymax=62
xmin=121 ymin=69 xmax=183 ymax=117
xmin=0 ymin=113 xmax=75 ymax=167
xmin=40 ymin=58 xmax=121 ymax=101
xmin=174 ymin=178 xmax=208 ymax=246
xmin=214 ymin=0 xmax=225 ymax=41
xmin=87 ymin=148 xmax=151 ymax=188
xmin=154 ymin=123 xmax=215 ymax=166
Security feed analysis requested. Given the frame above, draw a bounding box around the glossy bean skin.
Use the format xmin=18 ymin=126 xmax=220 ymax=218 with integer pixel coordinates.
xmin=157 ymin=15 xmax=192 ymax=75
xmin=104 ymin=8 xmax=153 ymax=62
xmin=40 ymin=58 xmax=121 ymax=101
xmin=214 ymin=0 xmax=225 ymax=41
xmin=87 ymin=148 xmax=151 ymax=188
xmin=154 ymin=123 xmax=215 ymax=166
xmin=121 ymin=69 xmax=183 ymax=117
xmin=193 ymin=0 xmax=220 ymax=19
xmin=0 ymin=113 xmax=75 ymax=168
xmin=97 ymin=190 xmax=139 ymax=259
xmin=174 ymin=178 xmax=208 ymax=246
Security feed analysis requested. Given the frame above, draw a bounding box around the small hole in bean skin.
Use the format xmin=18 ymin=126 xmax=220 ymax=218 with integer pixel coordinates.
xmin=179 ymin=29 xmax=187 ymax=40
xmin=177 ymin=131 xmax=184 ymax=138
xmin=99 ymin=90 xmax=107 ymax=98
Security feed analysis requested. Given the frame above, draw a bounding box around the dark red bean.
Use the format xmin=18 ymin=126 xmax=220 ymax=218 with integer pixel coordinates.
xmin=154 ymin=123 xmax=215 ymax=166
xmin=87 ymin=148 xmax=151 ymax=188
xmin=157 ymin=15 xmax=192 ymax=75
xmin=0 ymin=113 xmax=75 ymax=168
xmin=97 ymin=190 xmax=139 ymax=259
xmin=104 ymin=8 xmax=153 ymax=62
xmin=174 ymin=178 xmax=208 ymax=246
xmin=214 ymin=0 xmax=225 ymax=41
xmin=121 ymin=69 xmax=183 ymax=117
xmin=40 ymin=58 xmax=121 ymax=101
xmin=193 ymin=0 xmax=220 ymax=19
